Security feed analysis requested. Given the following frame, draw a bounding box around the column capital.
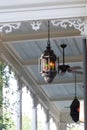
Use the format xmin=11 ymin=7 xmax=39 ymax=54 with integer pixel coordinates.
xmin=55 ymin=121 xmax=60 ymax=130
xmin=45 ymin=109 xmax=50 ymax=122
xmin=31 ymin=93 xmax=38 ymax=108
xmin=17 ymin=75 xmax=24 ymax=91
xmin=60 ymin=122 xmax=67 ymax=130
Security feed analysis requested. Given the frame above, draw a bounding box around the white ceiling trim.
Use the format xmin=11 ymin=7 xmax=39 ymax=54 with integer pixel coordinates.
xmin=39 ymin=78 xmax=83 ymax=85
xmin=0 ymin=17 xmax=86 ymax=35
xmin=2 ymin=30 xmax=80 ymax=42
xmin=0 ymin=3 xmax=86 ymax=22
xmin=0 ymin=0 xmax=85 ymax=7
xmin=50 ymin=95 xmax=83 ymax=101
xmin=30 ymin=18 xmax=84 ymax=34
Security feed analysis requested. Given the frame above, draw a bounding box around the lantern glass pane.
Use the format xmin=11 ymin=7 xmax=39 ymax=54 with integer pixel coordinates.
xmin=49 ymin=57 xmax=56 ymax=71
xmin=42 ymin=58 xmax=49 ymax=72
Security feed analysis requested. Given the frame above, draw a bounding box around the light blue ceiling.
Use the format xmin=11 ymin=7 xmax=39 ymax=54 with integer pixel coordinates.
xmin=6 ymin=21 xmax=84 ymax=112
xmin=42 ymin=83 xmax=83 ymax=98
xmin=11 ymin=37 xmax=83 ymax=60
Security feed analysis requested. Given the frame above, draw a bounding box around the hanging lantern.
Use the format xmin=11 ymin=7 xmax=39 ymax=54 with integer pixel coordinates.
xmin=70 ymin=98 xmax=80 ymax=122
xmin=40 ymin=21 xmax=57 ymax=83
xmin=40 ymin=44 xmax=57 ymax=83
xmin=70 ymin=73 xmax=80 ymax=122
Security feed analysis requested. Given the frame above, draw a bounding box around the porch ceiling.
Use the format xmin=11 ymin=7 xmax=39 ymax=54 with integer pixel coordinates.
xmin=0 ymin=0 xmax=86 ymax=122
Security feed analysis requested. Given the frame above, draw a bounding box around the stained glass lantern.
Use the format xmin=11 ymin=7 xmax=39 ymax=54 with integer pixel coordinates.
xmin=40 ymin=44 xmax=57 ymax=83
xmin=39 ymin=21 xmax=57 ymax=83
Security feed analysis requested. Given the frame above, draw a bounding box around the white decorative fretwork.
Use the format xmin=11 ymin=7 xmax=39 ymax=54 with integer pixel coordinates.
xmin=30 ymin=21 xmax=42 ymax=31
xmin=0 ymin=18 xmax=87 ymax=35
xmin=30 ymin=18 xmax=87 ymax=36
xmin=0 ymin=23 xmax=21 ymax=33
xmin=51 ymin=19 xmax=84 ymax=35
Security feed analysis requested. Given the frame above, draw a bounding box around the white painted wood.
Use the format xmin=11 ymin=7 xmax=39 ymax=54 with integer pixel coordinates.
xmin=0 ymin=0 xmax=86 ymax=6
xmin=45 ymin=110 xmax=50 ymax=130
xmin=79 ymin=100 xmax=84 ymax=122
xmin=55 ymin=121 xmax=60 ymax=130
xmin=16 ymin=77 xmax=23 ymax=130
xmin=0 ymin=3 xmax=86 ymax=22
xmin=39 ymin=77 xmax=83 ymax=85
xmin=60 ymin=123 xmax=67 ymax=130
xmin=2 ymin=31 xmax=80 ymax=42
xmin=32 ymin=95 xmax=38 ymax=130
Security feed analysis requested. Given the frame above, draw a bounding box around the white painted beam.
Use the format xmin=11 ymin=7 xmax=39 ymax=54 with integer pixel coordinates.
xmin=0 ymin=0 xmax=86 ymax=7
xmin=0 ymin=3 xmax=86 ymax=22
xmin=50 ymin=96 xmax=83 ymax=101
xmin=2 ymin=30 xmax=80 ymax=42
xmin=60 ymin=123 xmax=67 ymax=130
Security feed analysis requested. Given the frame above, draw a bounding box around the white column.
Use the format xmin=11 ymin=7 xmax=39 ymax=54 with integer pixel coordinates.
xmin=45 ymin=110 xmax=50 ymax=130
xmin=32 ymin=94 xmax=38 ymax=130
xmin=55 ymin=122 xmax=60 ymax=130
xmin=16 ymin=76 xmax=23 ymax=130
xmin=60 ymin=123 xmax=67 ymax=130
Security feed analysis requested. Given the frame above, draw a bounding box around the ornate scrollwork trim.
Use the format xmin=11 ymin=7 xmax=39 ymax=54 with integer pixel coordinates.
xmin=30 ymin=21 xmax=42 ymax=31
xmin=30 ymin=18 xmax=86 ymax=35
xmin=51 ymin=19 xmax=84 ymax=35
xmin=0 ymin=23 xmax=21 ymax=33
xmin=51 ymin=18 xmax=84 ymax=35
xmin=0 ymin=18 xmax=87 ymax=36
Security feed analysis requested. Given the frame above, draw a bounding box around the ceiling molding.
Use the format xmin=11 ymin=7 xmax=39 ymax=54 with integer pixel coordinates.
xmin=2 ymin=30 xmax=80 ymax=42
xmin=39 ymin=77 xmax=83 ymax=85
xmin=0 ymin=0 xmax=86 ymax=9
xmin=0 ymin=3 xmax=86 ymax=22
xmin=50 ymin=96 xmax=83 ymax=101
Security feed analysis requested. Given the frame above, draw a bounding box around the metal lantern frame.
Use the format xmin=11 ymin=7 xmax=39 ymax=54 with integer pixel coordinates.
xmin=40 ymin=21 xmax=57 ymax=83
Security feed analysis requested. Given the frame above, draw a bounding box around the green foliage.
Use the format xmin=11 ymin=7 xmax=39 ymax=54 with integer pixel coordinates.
xmin=0 ymin=62 xmax=15 ymax=130
xmin=69 ymin=128 xmax=80 ymax=130
xmin=37 ymin=120 xmax=45 ymax=130
xmin=22 ymin=114 xmax=45 ymax=130
xmin=22 ymin=114 xmax=32 ymax=130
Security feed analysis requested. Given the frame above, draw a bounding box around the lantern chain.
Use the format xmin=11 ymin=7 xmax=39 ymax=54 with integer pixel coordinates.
xmin=75 ymin=72 xmax=77 ymax=98
xmin=47 ymin=20 xmax=50 ymax=48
